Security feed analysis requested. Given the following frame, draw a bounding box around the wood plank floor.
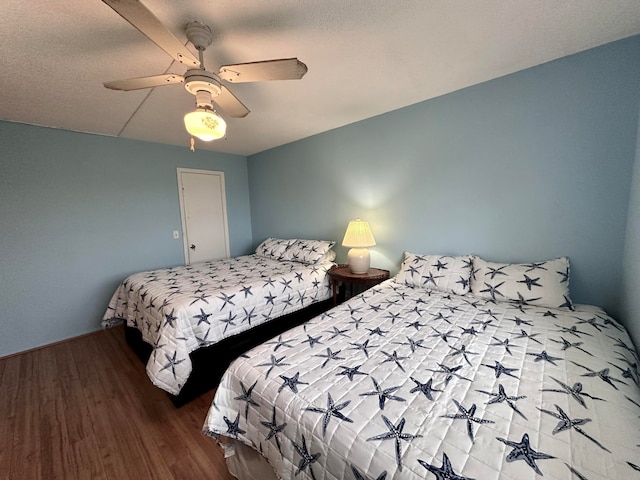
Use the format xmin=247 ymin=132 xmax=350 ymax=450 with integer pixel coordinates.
xmin=0 ymin=326 xmax=235 ymax=480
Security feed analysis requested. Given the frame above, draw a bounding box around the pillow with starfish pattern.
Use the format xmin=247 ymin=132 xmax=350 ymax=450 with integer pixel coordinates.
xmin=280 ymin=239 xmax=336 ymax=264
xmin=395 ymin=252 xmax=474 ymax=295
xmin=470 ymin=256 xmax=573 ymax=310
xmin=255 ymin=238 xmax=297 ymax=260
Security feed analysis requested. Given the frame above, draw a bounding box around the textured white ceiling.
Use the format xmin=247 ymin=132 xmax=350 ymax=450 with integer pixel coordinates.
xmin=2 ymin=0 xmax=640 ymax=156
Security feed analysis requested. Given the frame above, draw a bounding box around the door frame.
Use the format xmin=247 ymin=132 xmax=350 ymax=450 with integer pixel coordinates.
xmin=177 ymin=167 xmax=230 ymax=264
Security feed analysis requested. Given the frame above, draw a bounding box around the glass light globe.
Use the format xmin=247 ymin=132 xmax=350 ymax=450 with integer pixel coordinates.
xmin=184 ymin=109 xmax=226 ymax=141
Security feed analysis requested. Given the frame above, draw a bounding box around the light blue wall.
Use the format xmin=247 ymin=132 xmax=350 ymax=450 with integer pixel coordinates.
xmin=0 ymin=121 xmax=252 ymax=357
xmin=248 ymin=36 xmax=640 ymax=322
xmin=621 ymin=101 xmax=640 ymax=352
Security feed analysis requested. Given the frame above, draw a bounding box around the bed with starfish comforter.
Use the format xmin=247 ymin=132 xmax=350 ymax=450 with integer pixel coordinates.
xmin=204 ymin=253 xmax=640 ymax=480
xmin=102 ymin=238 xmax=335 ymax=397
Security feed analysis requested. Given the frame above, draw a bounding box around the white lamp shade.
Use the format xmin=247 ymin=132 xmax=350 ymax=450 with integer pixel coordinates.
xmin=184 ymin=109 xmax=226 ymax=141
xmin=342 ymin=218 xmax=376 ymax=248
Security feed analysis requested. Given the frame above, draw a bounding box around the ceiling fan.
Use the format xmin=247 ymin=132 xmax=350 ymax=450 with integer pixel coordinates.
xmin=101 ymin=0 xmax=308 ymax=142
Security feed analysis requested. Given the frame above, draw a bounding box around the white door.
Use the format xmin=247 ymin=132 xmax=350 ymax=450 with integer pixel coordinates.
xmin=177 ymin=168 xmax=230 ymax=264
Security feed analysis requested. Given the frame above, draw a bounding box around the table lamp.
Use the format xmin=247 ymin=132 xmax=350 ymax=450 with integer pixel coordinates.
xmin=342 ymin=218 xmax=376 ymax=274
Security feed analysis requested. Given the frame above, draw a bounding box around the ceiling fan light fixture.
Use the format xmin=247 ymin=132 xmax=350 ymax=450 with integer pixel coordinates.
xmin=184 ymin=107 xmax=226 ymax=141
xmin=101 ymin=2 xmax=307 ymax=140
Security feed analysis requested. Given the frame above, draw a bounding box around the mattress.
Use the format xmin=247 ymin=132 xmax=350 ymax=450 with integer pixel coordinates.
xmin=102 ymin=254 xmax=333 ymax=395
xmin=204 ymin=279 xmax=640 ymax=479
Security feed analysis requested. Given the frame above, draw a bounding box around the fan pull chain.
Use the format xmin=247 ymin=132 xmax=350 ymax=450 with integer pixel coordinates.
xmin=190 ymin=137 xmax=195 ymax=152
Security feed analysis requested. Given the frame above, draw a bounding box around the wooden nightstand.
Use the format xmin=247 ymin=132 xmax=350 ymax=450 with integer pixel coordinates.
xmin=328 ymin=264 xmax=390 ymax=306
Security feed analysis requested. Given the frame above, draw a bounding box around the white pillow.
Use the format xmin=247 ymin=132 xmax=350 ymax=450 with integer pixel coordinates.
xmin=395 ymin=252 xmax=473 ymax=295
xmin=470 ymin=256 xmax=573 ymax=310
xmin=318 ymin=249 xmax=337 ymax=263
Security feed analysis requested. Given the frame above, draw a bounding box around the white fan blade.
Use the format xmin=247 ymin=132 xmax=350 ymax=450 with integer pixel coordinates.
xmin=214 ymin=86 xmax=250 ymax=118
xmin=219 ymin=58 xmax=307 ymax=83
xmin=104 ymin=74 xmax=183 ymax=91
xmin=102 ymin=0 xmax=199 ymax=67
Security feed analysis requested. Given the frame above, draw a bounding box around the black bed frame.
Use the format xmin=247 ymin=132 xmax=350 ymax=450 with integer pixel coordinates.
xmin=124 ymin=298 xmax=334 ymax=407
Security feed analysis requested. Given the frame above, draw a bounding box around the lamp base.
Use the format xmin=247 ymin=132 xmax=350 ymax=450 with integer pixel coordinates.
xmin=347 ymin=248 xmax=370 ymax=274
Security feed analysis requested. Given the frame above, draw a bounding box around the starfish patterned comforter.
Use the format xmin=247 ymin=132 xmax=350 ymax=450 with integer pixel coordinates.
xmin=102 ymin=254 xmax=333 ymax=395
xmin=204 ymin=276 xmax=640 ymax=479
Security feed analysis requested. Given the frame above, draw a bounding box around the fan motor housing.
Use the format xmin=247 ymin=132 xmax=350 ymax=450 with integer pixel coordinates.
xmin=184 ymin=69 xmax=222 ymax=98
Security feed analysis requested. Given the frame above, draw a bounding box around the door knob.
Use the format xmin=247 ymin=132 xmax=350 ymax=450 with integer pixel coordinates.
xmin=190 ymin=244 xmax=196 ymax=250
